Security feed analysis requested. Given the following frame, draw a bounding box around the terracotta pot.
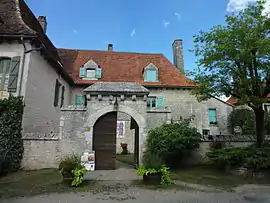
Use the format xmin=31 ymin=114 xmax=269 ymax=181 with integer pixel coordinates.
xmin=143 ymin=172 xmax=162 ymax=185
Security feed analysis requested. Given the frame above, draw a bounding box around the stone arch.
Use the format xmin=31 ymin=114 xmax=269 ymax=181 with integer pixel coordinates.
xmin=85 ymin=104 xmax=147 ymax=165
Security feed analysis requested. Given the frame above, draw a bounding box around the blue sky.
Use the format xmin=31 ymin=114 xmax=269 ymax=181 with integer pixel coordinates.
xmin=26 ymin=0 xmax=268 ymax=72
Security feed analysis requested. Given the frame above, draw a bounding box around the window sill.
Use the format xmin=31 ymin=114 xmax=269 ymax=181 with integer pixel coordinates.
xmin=147 ymin=107 xmax=171 ymax=113
xmin=81 ymin=77 xmax=98 ymax=80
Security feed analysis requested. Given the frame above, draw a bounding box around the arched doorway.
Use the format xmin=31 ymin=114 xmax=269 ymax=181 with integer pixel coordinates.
xmin=93 ymin=110 xmax=140 ymax=170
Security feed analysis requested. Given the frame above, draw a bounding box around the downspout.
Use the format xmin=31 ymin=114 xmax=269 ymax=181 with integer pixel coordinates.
xmin=18 ymin=36 xmax=26 ymax=97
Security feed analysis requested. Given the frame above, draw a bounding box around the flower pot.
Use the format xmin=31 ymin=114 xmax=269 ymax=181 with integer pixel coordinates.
xmin=143 ymin=172 xmax=162 ymax=185
xmin=120 ymin=143 xmax=128 ymax=155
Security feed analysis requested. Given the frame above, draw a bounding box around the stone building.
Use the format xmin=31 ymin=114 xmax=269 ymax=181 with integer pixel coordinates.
xmin=0 ymin=0 xmax=233 ymax=170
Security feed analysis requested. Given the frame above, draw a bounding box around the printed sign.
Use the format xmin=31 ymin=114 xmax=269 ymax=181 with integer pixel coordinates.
xmin=81 ymin=151 xmax=95 ymax=171
xmin=117 ymin=121 xmax=125 ymax=138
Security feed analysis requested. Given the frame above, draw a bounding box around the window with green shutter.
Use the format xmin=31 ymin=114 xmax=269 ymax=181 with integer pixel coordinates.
xmin=208 ymin=109 xmax=217 ymax=124
xmin=8 ymin=56 xmax=20 ymax=93
xmin=147 ymin=96 xmax=157 ymax=108
xmin=75 ymin=95 xmax=83 ymax=105
xmin=79 ymin=67 xmax=86 ymax=78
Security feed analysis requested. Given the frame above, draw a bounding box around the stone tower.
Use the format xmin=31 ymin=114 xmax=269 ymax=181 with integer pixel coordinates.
xmin=172 ymin=39 xmax=184 ymax=74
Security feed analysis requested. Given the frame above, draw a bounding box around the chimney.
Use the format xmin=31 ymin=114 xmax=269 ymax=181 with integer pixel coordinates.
xmin=38 ymin=16 xmax=47 ymax=33
xmin=172 ymin=39 xmax=184 ymax=74
xmin=108 ymin=44 xmax=113 ymax=51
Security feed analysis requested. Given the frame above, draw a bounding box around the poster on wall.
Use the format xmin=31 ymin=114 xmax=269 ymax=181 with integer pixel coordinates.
xmin=117 ymin=121 xmax=125 ymax=138
xmin=81 ymin=151 xmax=95 ymax=171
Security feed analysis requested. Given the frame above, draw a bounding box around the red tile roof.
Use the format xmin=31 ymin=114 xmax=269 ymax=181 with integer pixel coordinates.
xmin=226 ymin=97 xmax=238 ymax=105
xmin=57 ymin=49 xmax=196 ymax=87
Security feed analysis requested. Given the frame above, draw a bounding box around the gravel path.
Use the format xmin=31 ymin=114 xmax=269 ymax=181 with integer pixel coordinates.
xmin=2 ymin=183 xmax=270 ymax=203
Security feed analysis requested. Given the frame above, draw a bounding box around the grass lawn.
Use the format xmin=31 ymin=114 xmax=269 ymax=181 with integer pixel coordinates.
xmin=0 ymin=169 xmax=97 ymax=198
xmin=171 ymin=166 xmax=270 ymax=189
xmin=116 ymin=153 xmax=135 ymax=167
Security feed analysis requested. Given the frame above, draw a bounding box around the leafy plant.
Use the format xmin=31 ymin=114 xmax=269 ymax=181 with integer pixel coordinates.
xmin=137 ymin=152 xmax=172 ymax=185
xmin=0 ymin=96 xmax=24 ymax=176
xmin=71 ymin=165 xmax=87 ymax=187
xmin=146 ymin=121 xmax=201 ymax=167
xmin=59 ymin=154 xmax=81 ymax=179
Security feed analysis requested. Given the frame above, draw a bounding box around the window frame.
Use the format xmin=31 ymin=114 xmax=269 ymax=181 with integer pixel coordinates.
xmin=0 ymin=57 xmax=11 ymax=91
xmin=147 ymin=96 xmax=157 ymax=108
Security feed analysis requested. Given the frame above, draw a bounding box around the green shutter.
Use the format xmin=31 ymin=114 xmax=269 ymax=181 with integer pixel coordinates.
xmin=156 ymin=96 xmax=164 ymax=108
xmin=79 ymin=67 xmax=86 ymax=78
xmin=60 ymin=86 xmax=65 ymax=108
xmin=7 ymin=56 xmax=20 ymax=93
xmin=54 ymin=79 xmax=60 ymax=107
xmin=95 ymin=68 xmax=102 ymax=79
xmin=75 ymin=95 xmax=83 ymax=105
xmin=208 ymin=109 xmax=217 ymax=123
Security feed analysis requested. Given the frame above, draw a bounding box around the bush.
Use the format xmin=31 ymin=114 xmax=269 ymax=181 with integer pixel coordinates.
xmin=142 ymin=151 xmax=163 ymax=169
xmin=71 ymin=164 xmax=87 ymax=187
xmin=207 ymin=143 xmax=270 ymax=171
xmin=59 ymin=154 xmax=81 ymax=179
xmin=146 ymin=120 xmax=201 ymax=168
xmin=0 ymin=96 xmax=24 ymax=176
xmin=209 ymin=141 xmax=225 ymax=150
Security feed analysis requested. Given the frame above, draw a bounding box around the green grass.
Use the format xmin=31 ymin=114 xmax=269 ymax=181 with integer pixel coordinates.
xmin=171 ymin=166 xmax=270 ymax=189
xmin=0 ymin=169 xmax=97 ymax=198
xmin=116 ymin=154 xmax=135 ymax=167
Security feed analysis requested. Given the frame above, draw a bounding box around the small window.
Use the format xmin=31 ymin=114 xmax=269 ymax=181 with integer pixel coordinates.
xmin=0 ymin=58 xmax=11 ymax=91
xmin=208 ymin=109 xmax=217 ymax=124
xmin=202 ymin=129 xmax=210 ymax=136
xmin=86 ymin=69 xmax=96 ymax=78
xmin=54 ymin=79 xmax=61 ymax=107
xmin=144 ymin=63 xmax=158 ymax=82
xmin=60 ymin=86 xmax=65 ymax=108
xmin=75 ymin=95 xmax=83 ymax=105
xmin=147 ymin=96 xmax=156 ymax=108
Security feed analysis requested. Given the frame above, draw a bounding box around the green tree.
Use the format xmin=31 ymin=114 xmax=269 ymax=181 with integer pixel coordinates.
xmin=192 ymin=1 xmax=270 ymax=147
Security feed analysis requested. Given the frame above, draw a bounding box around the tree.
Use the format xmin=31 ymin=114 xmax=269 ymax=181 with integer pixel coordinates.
xmin=192 ymin=1 xmax=270 ymax=147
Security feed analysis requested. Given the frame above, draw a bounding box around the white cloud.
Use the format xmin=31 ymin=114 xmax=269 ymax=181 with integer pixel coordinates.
xmin=227 ymin=0 xmax=270 ymax=16
xmin=130 ymin=28 xmax=136 ymax=37
xmin=163 ymin=20 xmax=171 ymax=28
xmin=174 ymin=12 xmax=182 ymax=21
xmin=72 ymin=28 xmax=78 ymax=34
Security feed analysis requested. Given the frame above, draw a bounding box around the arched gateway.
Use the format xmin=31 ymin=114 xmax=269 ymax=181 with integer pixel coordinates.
xmin=60 ymin=82 xmax=149 ymax=170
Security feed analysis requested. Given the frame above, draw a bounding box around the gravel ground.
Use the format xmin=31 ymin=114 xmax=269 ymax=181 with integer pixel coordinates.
xmin=2 ymin=183 xmax=270 ymax=203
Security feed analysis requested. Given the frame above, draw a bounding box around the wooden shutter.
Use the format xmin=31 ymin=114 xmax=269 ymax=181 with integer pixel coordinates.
xmin=75 ymin=95 xmax=83 ymax=105
xmin=60 ymin=86 xmax=65 ymax=108
xmin=8 ymin=56 xmax=20 ymax=93
xmin=54 ymin=79 xmax=60 ymax=107
xmin=95 ymin=68 xmax=102 ymax=79
xmin=79 ymin=67 xmax=86 ymax=78
xmin=156 ymin=96 xmax=164 ymax=108
xmin=208 ymin=109 xmax=217 ymax=123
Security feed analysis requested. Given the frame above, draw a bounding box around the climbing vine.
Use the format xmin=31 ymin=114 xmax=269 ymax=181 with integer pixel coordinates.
xmin=0 ymin=96 xmax=24 ymax=175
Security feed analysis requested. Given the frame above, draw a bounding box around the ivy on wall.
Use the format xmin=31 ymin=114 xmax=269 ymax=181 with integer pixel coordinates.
xmin=0 ymin=96 xmax=24 ymax=175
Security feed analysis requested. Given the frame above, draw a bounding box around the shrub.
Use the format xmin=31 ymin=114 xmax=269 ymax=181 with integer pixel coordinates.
xmin=142 ymin=151 xmax=163 ymax=169
xmin=206 ymin=147 xmax=246 ymax=169
xmin=59 ymin=154 xmax=81 ymax=179
xmin=0 ymin=96 xmax=24 ymax=176
xmin=207 ymin=143 xmax=270 ymax=171
xmin=209 ymin=141 xmax=225 ymax=150
xmin=146 ymin=120 xmax=201 ymax=168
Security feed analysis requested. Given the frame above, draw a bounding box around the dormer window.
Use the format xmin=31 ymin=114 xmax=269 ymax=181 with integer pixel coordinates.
xmin=144 ymin=63 xmax=158 ymax=82
xmin=79 ymin=59 xmax=102 ymax=80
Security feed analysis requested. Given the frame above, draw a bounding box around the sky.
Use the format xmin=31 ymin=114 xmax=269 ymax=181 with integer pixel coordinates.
xmin=26 ymin=0 xmax=270 ymax=73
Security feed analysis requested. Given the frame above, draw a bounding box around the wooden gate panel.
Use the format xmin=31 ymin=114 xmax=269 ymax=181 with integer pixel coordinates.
xmin=93 ymin=112 xmax=117 ymax=170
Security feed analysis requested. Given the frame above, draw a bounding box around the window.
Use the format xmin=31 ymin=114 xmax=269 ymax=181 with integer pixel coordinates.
xmin=147 ymin=96 xmax=156 ymax=108
xmin=86 ymin=69 xmax=95 ymax=78
xmin=0 ymin=58 xmax=11 ymax=91
xmin=75 ymin=95 xmax=83 ymax=105
xmin=144 ymin=63 xmax=158 ymax=82
xmin=202 ymin=129 xmax=210 ymax=136
xmin=53 ymin=79 xmax=61 ymax=107
xmin=147 ymin=96 xmax=164 ymax=108
xmin=208 ymin=109 xmax=217 ymax=124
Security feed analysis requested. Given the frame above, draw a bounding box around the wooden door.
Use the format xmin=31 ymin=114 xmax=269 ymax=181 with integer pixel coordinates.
xmin=93 ymin=112 xmax=117 ymax=170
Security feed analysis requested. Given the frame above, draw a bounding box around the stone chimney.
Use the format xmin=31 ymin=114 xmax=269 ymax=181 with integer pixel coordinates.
xmin=38 ymin=16 xmax=47 ymax=33
xmin=172 ymin=39 xmax=184 ymax=74
xmin=108 ymin=44 xmax=113 ymax=51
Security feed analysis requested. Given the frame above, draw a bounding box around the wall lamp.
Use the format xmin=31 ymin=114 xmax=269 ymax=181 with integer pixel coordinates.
xmin=113 ymin=97 xmax=119 ymax=110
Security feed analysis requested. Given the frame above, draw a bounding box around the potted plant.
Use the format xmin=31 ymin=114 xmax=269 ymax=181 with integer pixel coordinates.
xmin=120 ymin=142 xmax=128 ymax=155
xmin=136 ymin=152 xmax=172 ymax=185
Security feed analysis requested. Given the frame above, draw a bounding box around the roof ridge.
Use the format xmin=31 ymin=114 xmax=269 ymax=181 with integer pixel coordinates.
xmin=57 ymin=48 xmax=163 ymax=56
